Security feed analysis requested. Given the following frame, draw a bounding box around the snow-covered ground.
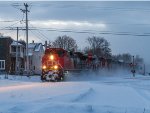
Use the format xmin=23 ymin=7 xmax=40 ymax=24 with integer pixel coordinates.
xmin=0 ymin=70 xmax=150 ymax=113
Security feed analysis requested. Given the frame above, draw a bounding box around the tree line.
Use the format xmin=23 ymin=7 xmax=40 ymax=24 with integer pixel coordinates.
xmin=51 ymin=35 xmax=143 ymax=64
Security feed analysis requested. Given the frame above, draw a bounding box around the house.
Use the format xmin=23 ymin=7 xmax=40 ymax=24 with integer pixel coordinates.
xmin=28 ymin=41 xmax=44 ymax=75
xmin=0 ymin=36 xmax=13 ymax=73
xmin=0 ymin=36 xmax=26 ymax=74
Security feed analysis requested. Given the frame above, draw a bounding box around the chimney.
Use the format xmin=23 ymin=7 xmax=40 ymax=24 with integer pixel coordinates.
xmin=45 ymin=41 xmax=47 ymax=49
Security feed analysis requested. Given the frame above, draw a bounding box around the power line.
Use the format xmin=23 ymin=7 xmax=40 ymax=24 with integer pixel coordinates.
xmin=12 ymin=4 xmax=23 ymax=10
xmin=32 ymin=29 xmax=49 ymax=41
xmin=30 ymin=27 xmax=150 ymax=37
xmin=30 ymin=3 xmax=150 ymax=12
xmin=29 ymin=30 xmax=46 ymax=42
xmin=0 ymin=20 xmax=20 ymax=23
xmin=29 ymin=23 xmax=50 ymax=41
xmin=0 ymin=29 xmax=15 ymax=36
xmin=0 ymin=21 xmax=21 ymax=30
xmin=2 ymin=25 xmax=150 ymax=37
xmin=0 ymin=2 xmax=150 ymax=13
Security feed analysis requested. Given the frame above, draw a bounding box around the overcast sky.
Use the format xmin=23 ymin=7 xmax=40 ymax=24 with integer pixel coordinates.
xmin=0 ymin=1 xmax=150 ymax=64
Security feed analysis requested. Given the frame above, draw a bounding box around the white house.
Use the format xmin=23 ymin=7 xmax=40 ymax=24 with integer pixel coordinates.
xmin=28 ymin=41 xmax=44 ymax=75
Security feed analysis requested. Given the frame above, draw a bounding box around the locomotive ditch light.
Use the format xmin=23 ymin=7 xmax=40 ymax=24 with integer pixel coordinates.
xmin=50 ymin=55 xmax=54 ymax=60
xmin=42 ymin=65 xmax=46 ymax=69
xmin=54 ymin=65 xmax=58 ymax=70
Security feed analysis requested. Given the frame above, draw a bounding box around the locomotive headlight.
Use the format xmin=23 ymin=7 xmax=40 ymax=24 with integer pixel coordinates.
xmin=50 ymin=55 xmax=54 ymax=60
xmin=42 ymin=65 xmax=46 ymax=69
xmin=54 ymin=65 xmax=58 ymax=70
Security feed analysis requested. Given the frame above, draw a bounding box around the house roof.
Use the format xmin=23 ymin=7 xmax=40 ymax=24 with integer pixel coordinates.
xmin=0 ymin=36 xmax=11 ymax=39
xmin=28 ymin=43 xmax=43 ymax=52
xmin=11 ymin=41 xmax=23 ymax=46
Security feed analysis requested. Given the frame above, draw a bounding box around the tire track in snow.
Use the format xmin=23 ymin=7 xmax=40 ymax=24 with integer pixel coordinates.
xmin=72 ymin=88 xmax=94 ymax=102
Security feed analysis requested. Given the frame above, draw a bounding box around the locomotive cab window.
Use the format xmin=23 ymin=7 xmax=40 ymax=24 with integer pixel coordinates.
xmin=45 ymin=49 xmax=54 ymax=55
xmin=57 ymin=50 xmax=65 ymax=57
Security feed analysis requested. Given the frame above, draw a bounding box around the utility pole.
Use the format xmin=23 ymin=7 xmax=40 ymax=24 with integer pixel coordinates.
xmin=132 ymin=56 xmax=135 ymax=77
xmin=25 ymin=3 xmax=29 ymax=74
xmin=143 ymin=64 xmax=145 ymax=75
xmin=15 ymin=27 xmax=19 ymax=74
xmin=21 ymin=3 xmax=29 ymax=74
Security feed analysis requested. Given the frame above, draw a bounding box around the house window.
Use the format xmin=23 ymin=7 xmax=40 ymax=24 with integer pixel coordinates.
xmin=0 ymin=60 xmax=5 ymax=70
xmin=11 ymin=46 xmax=16 ymax=52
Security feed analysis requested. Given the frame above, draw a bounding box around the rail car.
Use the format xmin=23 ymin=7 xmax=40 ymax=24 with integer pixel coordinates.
xmin=41 ymin=48 xmax=74 ymax=81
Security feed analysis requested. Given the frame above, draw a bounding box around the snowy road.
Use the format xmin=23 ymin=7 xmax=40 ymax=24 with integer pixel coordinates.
xmin=0 ymin=73 xmax=150 ymax=113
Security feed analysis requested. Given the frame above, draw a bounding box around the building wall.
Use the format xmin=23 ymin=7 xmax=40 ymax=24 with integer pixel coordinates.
xmin=0 ymin=37 xmax=13 ymax=73
xmin=32 ymin=45 xmax=44 ymax=75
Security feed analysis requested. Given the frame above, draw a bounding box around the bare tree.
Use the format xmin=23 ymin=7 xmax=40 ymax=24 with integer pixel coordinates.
xmin=103 ymin=40 xmax=111 ymax=58
xmin=113 ymin=53 xmax=132 ymax=63
xmin=85 ymin=36 xmax=111 ymax=58
xmin=113 ymin=53 xmax=143 ymax=64
xmin=122 ymin=53 xmax=132 ymax=63
xmin=52 ymin=35 xmax=77 ymax=51
xmin=135 ymin=55 xmax=143 ymax=64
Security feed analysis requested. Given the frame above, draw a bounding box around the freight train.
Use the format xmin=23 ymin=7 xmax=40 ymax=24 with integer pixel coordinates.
xmin=41 ymin=47 xmax=110 ymax=81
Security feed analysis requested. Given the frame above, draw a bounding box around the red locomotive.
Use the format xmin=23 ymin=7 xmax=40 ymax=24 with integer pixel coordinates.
xmin=41 ymin=48 xmax=74 ymax=81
